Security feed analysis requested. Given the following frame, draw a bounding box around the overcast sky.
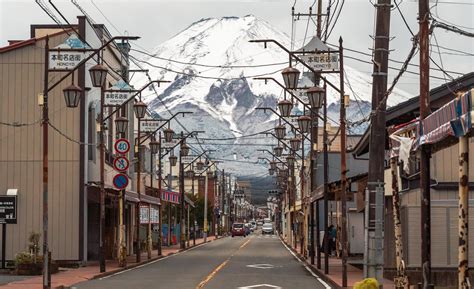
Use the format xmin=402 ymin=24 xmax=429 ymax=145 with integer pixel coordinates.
xmin=1 ymin=0 xmax=472 ymax=94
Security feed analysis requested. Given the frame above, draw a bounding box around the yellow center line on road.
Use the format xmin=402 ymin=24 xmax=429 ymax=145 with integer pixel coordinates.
xmin=195 ymin=238 xmax=252 ymax=289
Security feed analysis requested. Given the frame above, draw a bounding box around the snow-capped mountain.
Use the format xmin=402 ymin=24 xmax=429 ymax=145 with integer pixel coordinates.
xmin=132 ymin=15 xmax=412 ymax=175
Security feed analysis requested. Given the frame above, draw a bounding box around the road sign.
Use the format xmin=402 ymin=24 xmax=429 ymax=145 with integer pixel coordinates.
xmin=113 ymin=173 xmax=129 ymax=190
xmin=0 ymin=196 xmax=17 ymax=224
xmin=114 ymin=138 xmax=130 ymax=154
xmin=300 ymin=53 xmax=339 ymax=71
xmin=113 ymin=156 xmax=129 ymax=172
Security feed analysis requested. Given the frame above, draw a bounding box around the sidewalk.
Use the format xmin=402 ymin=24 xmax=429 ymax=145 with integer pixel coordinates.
xmin=0 ymin=236 xmax=218 ymax=289
xmin=283 ymin=237 xmax=394 ymax=288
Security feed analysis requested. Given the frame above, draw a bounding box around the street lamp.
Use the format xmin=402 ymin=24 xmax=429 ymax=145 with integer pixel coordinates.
xmin=133 ymin=101 xmax=147 ymax=119
xmin=297 ymin=115 xmax=312 ymax=133
xmin=164 ymin=128 xmax=174 ymax=143
xmin=281 ymin=66 xmax=300 ymax=89
xmin=180 ymin=142 xmax=190 ymax=156
xmin=114 ymin=116 xmax=129 ymax=134
xmin=89 ymin=64 xmax=108 ymax=87
xmin=196 ymin=160 xmax=204 ymax=171
xmin=169 ymin=155 xmax=177 ymax=167
xmin=286 ymin=155 xmax=295 ymax=167
xmin=307 ymin=86 xmax=325 ymax=109
xmin=62 ymin=84 xmax=82 ymax=108
xmin=275 ymin=125 xmax=286 ymax=139
xmin=269 ymin=168 xmax=275 ymax=175
xmin=278 ymin=99 xmax=293 ymax=118
xmin=274 ymin=146 xmax=283 ymax=157
xmin=290 ymin=137 xmax=301 ymax=151
xmin=149 ymin=137 xmax=160 ymax=155
xmin=270 ymin=161 xmax=277 ymax=170
xmin=186 ymin=170 xmax=195 ymax=178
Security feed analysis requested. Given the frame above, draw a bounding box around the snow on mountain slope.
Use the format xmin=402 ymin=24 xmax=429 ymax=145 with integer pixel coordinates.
xmin=132 ymin=15 xmax=412 ymax=175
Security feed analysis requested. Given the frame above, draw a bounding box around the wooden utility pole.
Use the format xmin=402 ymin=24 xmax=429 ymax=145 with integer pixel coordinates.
xmin=366 ymin=0 xmax=392 ymax=282
xmin=339 ymin=37 xmax=348 ymax=288
xmin=418 ymin=0 xmax=432 ymax=288
xmin=458 ymin=136 xmax=469 ymax=289
xmin=323 ymin=81 xmax=329 ymax=275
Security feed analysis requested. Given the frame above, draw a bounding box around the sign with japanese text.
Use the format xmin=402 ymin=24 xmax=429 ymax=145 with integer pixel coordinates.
xmin=289 ymin=87 xmax=310 ymax=103
xmin=49 ymin=51 xmax=89 ymax=70
xmin=104 ymin=91 xmax=131 ymax=106
xmin=150 ymin=207 xmax=159 ymax=224
xmin=300 ymin=53 xmax=339 ymax=71
xmin=181 ymin=155 xmax=198 ymax=164
xmin=140 ymin=120 xmax=164 ymax=132
xmin=0 ymin=196 xmax=17 ymax=224
xmin=140 ymin=205 xmax=149 ymax=224
xmin=162 ymin=140 xmax=178 ymax=148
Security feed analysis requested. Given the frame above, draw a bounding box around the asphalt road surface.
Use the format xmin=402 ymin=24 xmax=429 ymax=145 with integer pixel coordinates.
xmin=74 ymin=233 xmax=331 ymax=289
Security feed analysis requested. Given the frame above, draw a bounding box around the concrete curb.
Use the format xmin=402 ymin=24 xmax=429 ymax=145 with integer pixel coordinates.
xmin=279 ymin=236 xmax=341 ymax=289
xmin=60 ymin=237 xmax=223 ymax=289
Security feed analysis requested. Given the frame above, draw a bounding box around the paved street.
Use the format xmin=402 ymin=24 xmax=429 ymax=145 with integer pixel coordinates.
xmin=74 ymin=233 xmax=331 ymax=289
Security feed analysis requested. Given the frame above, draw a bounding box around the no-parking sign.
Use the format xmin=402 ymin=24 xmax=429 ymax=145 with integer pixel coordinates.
xmin=113 ymin=173 xmax=129 ymax=190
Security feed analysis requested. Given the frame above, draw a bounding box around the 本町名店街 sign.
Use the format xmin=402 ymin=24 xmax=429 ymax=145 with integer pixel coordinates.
xmin=300 ymin=53 xmax=339 ymax=71
xmin=49 ymin=51 xmax=89 ymax=70
xmin=104 ymin=91 xmax=131 ymax=106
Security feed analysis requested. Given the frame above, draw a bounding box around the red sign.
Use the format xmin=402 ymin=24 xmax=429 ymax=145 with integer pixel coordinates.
xmin=114 ymin=138 xmax=130 ymax=154
xmin=161 ymin=190 xmax=181 ymax=204
xmin=113 ymin=156 xmax=129 ymax=172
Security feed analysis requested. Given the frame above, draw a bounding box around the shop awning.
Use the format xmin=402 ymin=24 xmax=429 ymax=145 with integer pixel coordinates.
xmin=126 ymin=190 xmax=161 ymax=206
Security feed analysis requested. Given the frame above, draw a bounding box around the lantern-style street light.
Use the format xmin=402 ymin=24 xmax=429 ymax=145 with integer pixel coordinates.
xmin=164 ymin=128 xmax=174 ymax=143
xmin=274 ymin=146 xmax=283 ymax=157
xmin=180 ymin=142 xmax=190 ymax=156
xmin=290 ymin=137 xmax=301 ymax=151
xmin=281 ymin=66 xmax=300 ymax=89
xmin=149 ymin=137 xmax=160 ymax=155
xmin=133 ymin=101 xmax=147 ymax=119
xmin=63 ymin=84 xmax=82 ymax=108
xmin=275 ymin=125 xmax=286 ymax=139
xmin=278 ymin=99 xmax=293 ymax=118
xmin=114 ymin=116 xmax=129 ymax=135
xmin=186 ymin=170 xmax=195 ymax=178
xmin=89 ymin=64 xmax=108 ymax=87
xmin=169 ymin=155 xmax=178 ymax=167
xmin=270 ymin=161 xmax=277 ymax=170
xmin=286 ymin=155 xmax=295 ymax=166
xmin=307 ymin=86 xmax=325 ymax=109
xmin=196 ymin=160 xmax=204 ymax=171
xmin=269 ymin=168 xmax=275 ymax=175
xmin=297 ymin=115 xmax=312 ymax=133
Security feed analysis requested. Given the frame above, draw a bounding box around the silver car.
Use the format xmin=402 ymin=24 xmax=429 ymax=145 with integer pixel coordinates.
xmin=261 ymin=223 xmax=274 ymax=235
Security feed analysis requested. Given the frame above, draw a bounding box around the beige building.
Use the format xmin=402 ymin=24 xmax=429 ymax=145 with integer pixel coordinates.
xmin=0 ymin=17 xmax=161 ymax=264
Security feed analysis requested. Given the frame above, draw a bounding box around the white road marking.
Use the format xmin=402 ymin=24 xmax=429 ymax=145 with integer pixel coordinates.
xmin=99 ymin=240 xmax=215 ymax=280
xmin=246 ymin=263 xmax=276 ymax=269
xmin=237 ymin=284 xmax=282 ymax=289
xmin=279 ymin=239 xmax=331 ymax=289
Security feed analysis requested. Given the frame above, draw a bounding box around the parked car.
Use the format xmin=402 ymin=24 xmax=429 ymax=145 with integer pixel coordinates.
xmin=250 ymin=221 xmax=257 ymax=231
xmin=257 ymin=220 xmax=264 ymax=226
xmin=262 ymin=223 xmax=274 ymax=235
xmin=232 ymin=223 xmax=246 ymax=237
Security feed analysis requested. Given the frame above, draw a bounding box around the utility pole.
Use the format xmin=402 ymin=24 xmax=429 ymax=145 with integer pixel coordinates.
xmin=339 ymin=37 xmax=348 ymax=288
xmin=323 ymin=81 xmax=329 ymax=275
xmin=204 ymin=171 xmax=209 ymax=242
xmin=366 ymin=0 xmax=392 ymax=283
xmin=157 ymin=133 xmax=163 ymax=256
xmin=418 ymin=0 xmax=432 ymax=287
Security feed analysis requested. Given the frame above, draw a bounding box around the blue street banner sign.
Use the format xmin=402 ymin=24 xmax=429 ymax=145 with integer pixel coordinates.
xmin=113 ymin=173 xmax=129 ymax=190
xmin=113 ymin=156 xmax=129 ymax=172
xmin=0 ymin=196 xmax=17 ymax=224
xmin=114 ymin=138 xmax=130 ymax=155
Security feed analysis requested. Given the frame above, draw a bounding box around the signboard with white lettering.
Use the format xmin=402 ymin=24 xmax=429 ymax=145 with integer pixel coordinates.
xmin=299 ymin=53 xmax=339 ymax=71
xmin=290 ymin=88 xmax=310 ymax=103
xmin=0 ymin=196 xmax=17 ymax=224
xmin=162 ymin=140 xmax=178 ymax=148
xmin=104 ymin=91 xmax=131 ymax=106
xmin=140 ymin=205 xmax=149 ymax=224
xmin=141 ymin=120 xmax=164 ymax=132
xmin=150 ymin=207 xmax=159 ymax=224
xmin=181 ymin=155 xmax=198 ymax=163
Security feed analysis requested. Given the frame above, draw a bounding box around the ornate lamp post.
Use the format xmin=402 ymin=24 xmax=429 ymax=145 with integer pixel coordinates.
xmin=281 ymin=66 xmax=301 ymax=89
xmin=278 ymin=99 xmax=293 ymax=118
xmin=275 ymin=125 xmax=286 ymax=139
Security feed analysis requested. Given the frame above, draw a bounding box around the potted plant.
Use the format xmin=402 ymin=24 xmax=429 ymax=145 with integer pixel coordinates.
xmin=14 ymin=232 xmax=58 ymax=275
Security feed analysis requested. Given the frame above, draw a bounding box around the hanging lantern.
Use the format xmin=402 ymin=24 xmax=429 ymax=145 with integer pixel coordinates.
xmin=149 ymin=138 xmax=160 ymax=155
xmin=89 ymin=64 xmax=108 ymax=87
xmin=169 ymin=155 xmax=177 ymax=167
xmin=186 ymin=170 xmax=194 ymax=178
xmin=273 ymin=146 xmax=283 ymax=157
xmin=274 ymin=125 xmax=286 ymax=139
xmin=269 ymin=167 xmax=275 ymax=176
xmin=196 ymin=161 xmax=204 ymax=171
xmin=63 ymin=84 xmax=82 ymax=108
xmin=277 ymin=99 xmax=293 ymax=117
xmin=270 ymin=161 xmax=277 ymax=170
xmin=290 ymin=137 xmax=301 ymax=151
xmin=114 ymin=116 xmax=128 ymax=135
xmin=286 ymin=155 xmax=295 ymax=166
xmin=281 ymin=67 xmax=300 ymax=89
xmin=163 ymin=128 xmax=174 ymax=142
xmin=297 ymin=115 xmax=312 ymax=133
xmin=133 ymin=101 xmax=147 ymax=119
xmin=307 ymin=86 xmax=324 ymax=109
xmin=180 ymin=142 xmax=190 ymax=156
